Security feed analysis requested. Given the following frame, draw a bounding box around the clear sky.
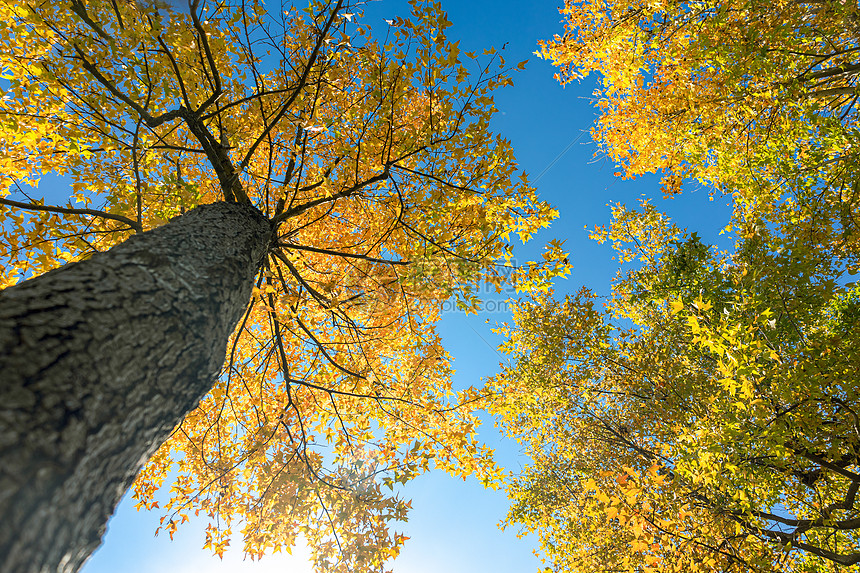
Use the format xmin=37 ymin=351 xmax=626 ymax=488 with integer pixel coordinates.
xmin=79 ymin=1 xmax=731 ymax=572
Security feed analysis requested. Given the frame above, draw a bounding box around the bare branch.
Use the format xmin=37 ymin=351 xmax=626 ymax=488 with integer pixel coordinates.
xmin=278 ymin=241 xmax=410 ymax=266
xmin=239 ymin=0 xmax=344 ymax=172
xmin=274 ymin=166 xmax=390 ymax=225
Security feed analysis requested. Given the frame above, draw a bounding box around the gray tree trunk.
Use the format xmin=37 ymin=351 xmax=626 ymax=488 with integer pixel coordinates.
xmin=0 ymin=202 xmax=272 ymax=573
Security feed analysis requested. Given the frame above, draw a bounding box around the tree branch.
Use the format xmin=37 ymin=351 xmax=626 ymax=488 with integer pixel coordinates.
xmin=273 ymin=166 xmax=390 ymax=225
xmin=70 ymin=43 xmax=183 ymax=129
xmin=0 ymin=197 xmax=143 ymax=232
xmin=239 ymin=0 xmax=344 ymax=173
xmin=277 ymin=241 xmax=410 ymax=266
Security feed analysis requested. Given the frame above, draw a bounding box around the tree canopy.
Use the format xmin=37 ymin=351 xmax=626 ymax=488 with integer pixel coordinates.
xmin=490 ymin=0 xmax=860 ymax=571
xmin=539 ymin=0 xmax=860 ymax=262
xmin=493 ymin=204 xmax=860 ymax=571
xmin=0 ymin=0 xmax=567 ymax=569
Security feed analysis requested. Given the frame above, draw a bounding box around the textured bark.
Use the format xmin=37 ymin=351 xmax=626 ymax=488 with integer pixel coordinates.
xmin=0 ymin=202 xmax=272 ymax=573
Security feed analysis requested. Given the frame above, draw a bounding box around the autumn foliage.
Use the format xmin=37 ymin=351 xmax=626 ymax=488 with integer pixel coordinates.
xmin=540 ymin=0 xmax=860 ymax=258
xmin=0 ymin=0 xmax=567 ymax=569
xmin=494 ymin=204 xmax=860 ymax=571
xmin=491 ymin=0 xmax=860 ymax=571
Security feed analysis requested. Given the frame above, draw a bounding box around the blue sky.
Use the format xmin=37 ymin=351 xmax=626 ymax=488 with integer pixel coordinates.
xmin=79 ymin=1 xmax=732 ymax=572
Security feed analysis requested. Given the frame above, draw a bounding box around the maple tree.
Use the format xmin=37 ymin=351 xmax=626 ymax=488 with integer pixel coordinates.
xmin=0 ymin=0 xmax=567 ymax=571
xmin=488 ymin=1 xmax=860 ymax=571
xmin=492 ymin=202 xmax=860 ymax=572
xmin=539 ymin=0 xmax=860 ymax=261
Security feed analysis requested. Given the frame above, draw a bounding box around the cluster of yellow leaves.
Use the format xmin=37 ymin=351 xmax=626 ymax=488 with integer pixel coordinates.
xmin=0 ymin=0 xmax=569 ymax=570
xmin=487 ymin=1 xmax=860 ymax=571
xmin=491 ymin=198 xmax=860 ymax=571
xmin=540 ymin=0 xmax=860 ymax=264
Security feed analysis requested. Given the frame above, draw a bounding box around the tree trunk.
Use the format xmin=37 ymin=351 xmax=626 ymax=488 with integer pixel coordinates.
xmin=0 ymin=202 xmax=272 ymax=573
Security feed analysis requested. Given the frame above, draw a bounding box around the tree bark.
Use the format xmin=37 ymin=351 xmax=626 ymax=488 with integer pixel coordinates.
xmin=0 ymin=202 xmax=272 ymax=573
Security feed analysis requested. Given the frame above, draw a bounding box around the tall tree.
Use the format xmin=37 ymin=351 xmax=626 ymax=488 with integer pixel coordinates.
xmin=0 ymin=1 xmax=566 ymax=571
xmin=488 ymin=1 xmax=860 ymax=571
xmin=492 ymin=203 xmax=860 ymax=572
